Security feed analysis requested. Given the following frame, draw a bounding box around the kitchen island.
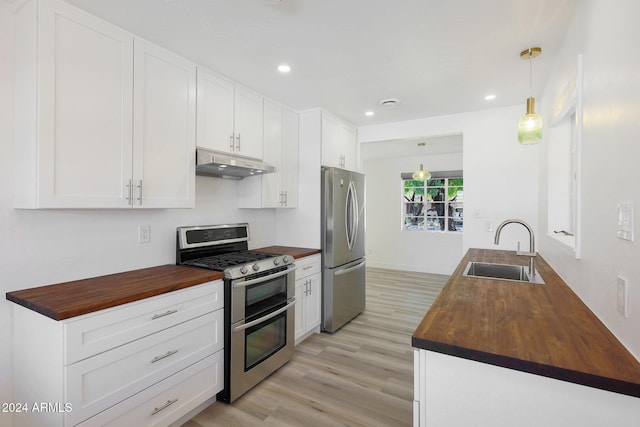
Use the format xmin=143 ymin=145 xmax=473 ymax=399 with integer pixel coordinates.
xmin=412 ymin=248 xmax=640 ymax=426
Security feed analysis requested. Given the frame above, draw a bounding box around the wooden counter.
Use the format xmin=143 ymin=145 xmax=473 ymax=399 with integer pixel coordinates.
xmin=412 ymin=248 xmax=640 ymax=398
xmin=6 ymin=265 xmax=223 ymax=321
xmin=256 ymin=246 xmax=321 ymax=259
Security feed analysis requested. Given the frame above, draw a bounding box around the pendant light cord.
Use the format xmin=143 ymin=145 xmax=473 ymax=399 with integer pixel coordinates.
xmin=529 ymin=50 xmax=533 ymax=98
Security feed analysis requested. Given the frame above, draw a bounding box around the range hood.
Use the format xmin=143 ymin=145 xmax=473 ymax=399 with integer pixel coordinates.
xmin=196 ymin=148 xmax=276 ymax=179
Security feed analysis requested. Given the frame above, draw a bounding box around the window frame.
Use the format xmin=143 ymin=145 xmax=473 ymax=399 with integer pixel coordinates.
xmin=401 ymin=170 xmax=463 ymax=233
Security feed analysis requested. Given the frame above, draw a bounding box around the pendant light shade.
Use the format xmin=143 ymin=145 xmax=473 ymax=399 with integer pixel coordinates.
xmin=518 ymin=97 xmax=542 ymax=144
xmin=412 ymin=142 xmax=431 ymax=181
xmin=412 ymin=164 xmax=431 ymax=181
xmin=518 ymin=47 xmax=542 ymax=145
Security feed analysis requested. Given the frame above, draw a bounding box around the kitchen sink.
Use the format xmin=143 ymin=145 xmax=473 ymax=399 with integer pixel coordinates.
xmin=463 ymin=262 xmax=545 ymax=284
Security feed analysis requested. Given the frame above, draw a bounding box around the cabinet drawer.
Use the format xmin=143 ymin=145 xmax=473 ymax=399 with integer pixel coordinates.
xmin=77 ymin=350 xmax=223 ymax=427
xmin=65 ymin=309 xmax=223 ymax=426
xmin=64 ymin=280 xmax=222 ymax=364
xmin=295 ymin=254 xmax=321 ymax=279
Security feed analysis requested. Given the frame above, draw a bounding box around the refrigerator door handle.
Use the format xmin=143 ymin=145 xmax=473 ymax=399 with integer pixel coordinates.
xmin=345 ymin=180 xmax=359 ymax=250
xmin=335 ymin=260 xmax=366 ymax=276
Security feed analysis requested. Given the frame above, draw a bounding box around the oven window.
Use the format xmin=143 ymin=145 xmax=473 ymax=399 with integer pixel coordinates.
xmin=245 ymin=311 xmax=287 ymax=371
xmin=245 ymin=275 xmax=287 ymax=318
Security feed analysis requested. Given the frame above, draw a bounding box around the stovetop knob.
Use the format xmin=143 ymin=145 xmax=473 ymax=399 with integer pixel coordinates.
xmin=273 ymin=257 xmax=281 ymax=266
xmin=252 ymin=263 xmax=260 ymax=272
xmin=240 ymin=266 xmax=248 ymax=275
xmin=282 ymin=255 xmax=292 ymax=264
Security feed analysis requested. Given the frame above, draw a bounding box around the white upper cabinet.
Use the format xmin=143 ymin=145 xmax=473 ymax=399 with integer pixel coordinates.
xmin=14 ymin=0 xmax=195 ymax=209
xmin=238 ymin=100 xmax=298 ymax=208
xmin=321 ymin=110 xmax=358 ymax=171
xmin=196 ymin=70 xmax=235 ymax=154
xmin=281 ymin=107 xmax=300 ymax=207
xmin=196 ymin=68 xmax=264 ymax=160
xmin=133 ymin=39 xmax=196 ymax=208
xmin=15 ymin=0 xmax=133 ymax=208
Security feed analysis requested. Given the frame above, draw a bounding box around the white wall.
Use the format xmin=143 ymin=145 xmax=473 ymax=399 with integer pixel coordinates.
xmin=538 ymin=0 xmax=640 ymax=359
xmin=362 ymin=152 xmax=463 ymax=275
xmin=359 ymin=105 xmax=541 ymax=268
xmin=0 ymin=3 xmax=276 ymax=422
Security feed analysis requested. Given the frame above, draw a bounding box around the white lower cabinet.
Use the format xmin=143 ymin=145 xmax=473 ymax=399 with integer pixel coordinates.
xmin=294 ymin=254 xmax=321 ymax=343
xmin=12 ymin=280 xmax=224 ymax=427
xmin=77 ymin=352 xmax=223 ymax=427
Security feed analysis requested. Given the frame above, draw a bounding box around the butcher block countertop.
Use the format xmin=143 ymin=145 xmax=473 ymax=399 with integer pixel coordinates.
xmin=256 ymin=246 xmax=321 ymax=259
xmin=412 ymin=248 xmax=640 ymax=398
xmin=6 ymin=265 xmax=223 ymax=321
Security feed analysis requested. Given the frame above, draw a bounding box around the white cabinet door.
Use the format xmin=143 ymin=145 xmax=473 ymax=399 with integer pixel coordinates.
xmin=133 ymin=39 xmax=196 ymax=208
xmin=321 ymin=111 xmax=357 ymax=170
xmin=304 ymin=273 xmax=322 ymax=332
xmin=16 ymin=0 xmax=134 ymax=208
xmin=234 ymin=86 xmax=264 ymax=159
xmin=321 ymin=112 xmax=342 ymax=168
xmin=15 ymin=0 xmax=196 ymax=209
xmin=260 ymin=99 xmax=283 ymax=207
xmin=294 ymin=254 xmax=321 ymax=342
xmin=340 ymin=125 xmax=357 ymax=171
xmin=195 ymin=70 xmax=263 ymax=159
xmin=238 ymin=101 xmax=298 ymax=209
xmin=196 ymin=69 xmax=235 ymax=154
xmin=281 ymin=107 xmax=299 ymax=207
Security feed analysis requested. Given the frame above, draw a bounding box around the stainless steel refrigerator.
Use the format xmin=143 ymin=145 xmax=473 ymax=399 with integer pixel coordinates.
xmin=321 ymin=166 xmax=366 ymax=333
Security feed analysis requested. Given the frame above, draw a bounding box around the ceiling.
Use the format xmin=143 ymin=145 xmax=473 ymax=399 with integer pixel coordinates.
xmin=360 ymin=134 xmax=463 ymax=161
xmin=65 ymin=0 xmax=579 ymax=127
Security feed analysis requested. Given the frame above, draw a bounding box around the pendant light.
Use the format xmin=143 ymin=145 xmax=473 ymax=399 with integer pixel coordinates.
xmin=518 ymin=47 xmax=542 ymax=145
xmin=412 ymin=142 xmax=431 ymax=181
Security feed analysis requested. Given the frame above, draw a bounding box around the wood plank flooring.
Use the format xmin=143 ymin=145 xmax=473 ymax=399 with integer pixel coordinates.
xmin=183 ymin=268 xmax=448 ymax=427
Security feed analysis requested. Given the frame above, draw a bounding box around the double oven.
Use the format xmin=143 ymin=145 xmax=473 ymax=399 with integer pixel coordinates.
xmin=176 ymin=224 xmax=296 ymax=403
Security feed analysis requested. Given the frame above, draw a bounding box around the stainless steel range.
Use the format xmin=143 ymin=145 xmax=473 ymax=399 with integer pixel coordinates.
xmin=176 ymin=223 xmax=296 ymax=403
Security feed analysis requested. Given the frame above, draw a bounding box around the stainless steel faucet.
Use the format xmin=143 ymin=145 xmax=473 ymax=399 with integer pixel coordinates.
xmin=494 ymin=219 xmax=536 ymax=277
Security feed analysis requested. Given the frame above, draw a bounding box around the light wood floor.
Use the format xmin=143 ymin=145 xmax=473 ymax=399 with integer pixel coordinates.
xmin=183 ymin=268 xmax=448 ymax=427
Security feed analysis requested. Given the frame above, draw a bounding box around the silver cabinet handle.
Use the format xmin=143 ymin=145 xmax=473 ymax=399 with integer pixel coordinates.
xmin=151 ymin=309 xmax=177 ymax=320
xmin=151 ymin=349 xmax=178 ymax=363
xmin=151 ymin=398 xmax=178 ymax=416
xmin=302 ymin=265 xmax=313 ymax=271
xmin=236 ymin=133 xmax=241 ymax=151
xmin=126 ymin=179 xmax=133 ymax=205
xmin=233 ymin=298 xmax=296 ymax=332
xmin=229 ymin=134 xmax=234 ymax=152
xmin=136 ymin=179 xmax=143 ymax=206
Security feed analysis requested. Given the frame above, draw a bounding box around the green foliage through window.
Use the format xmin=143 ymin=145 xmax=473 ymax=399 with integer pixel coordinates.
xmin=403 ymin=176 xmax=463 ymax=232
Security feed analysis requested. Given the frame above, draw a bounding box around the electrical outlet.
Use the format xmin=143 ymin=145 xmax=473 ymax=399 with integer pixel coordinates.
xmin=617 ymin=276 xmax=628 ymax=317
xmin=138 ymin=225 xmax=151 ymax=244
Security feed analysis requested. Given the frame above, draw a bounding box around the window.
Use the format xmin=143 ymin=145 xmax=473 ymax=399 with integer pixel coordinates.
xmin=402 ymin=172 xmax=463 ymax=232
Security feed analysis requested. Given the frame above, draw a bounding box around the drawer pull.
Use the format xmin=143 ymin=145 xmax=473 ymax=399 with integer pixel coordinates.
xmin=151 ymin=398 xmax=178 ymax=416
xmin=151 ymin=309 xmax=178 ymax=320
xmin=302 ymin=265 xmax=314 ymax=270
xmin=151 ymin=349 xmax=178 ymax=363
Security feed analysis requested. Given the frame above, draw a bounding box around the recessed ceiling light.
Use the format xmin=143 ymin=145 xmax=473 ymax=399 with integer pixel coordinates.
xmin=365 ymin=111 xmax=375 ymax=116
xmin=485 ymin=94 xmax=497 ymax=101
xmin=277 ymin=64 xmax=291 ymax=73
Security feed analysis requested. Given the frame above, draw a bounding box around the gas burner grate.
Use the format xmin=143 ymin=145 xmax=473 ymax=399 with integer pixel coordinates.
xmin=183 ymin=251 xmax=274 ymax=271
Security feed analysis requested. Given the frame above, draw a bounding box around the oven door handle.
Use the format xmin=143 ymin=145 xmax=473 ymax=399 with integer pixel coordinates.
xmin=232 ymin=265 xmax=297 ymax=288
xmin=232 ymin=298 xmax=297 ymax=333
